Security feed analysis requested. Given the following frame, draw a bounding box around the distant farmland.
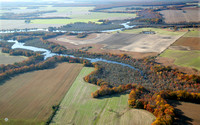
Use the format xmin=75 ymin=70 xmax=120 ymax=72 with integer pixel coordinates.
xmin=0 ymin=6 xmax=136 ymax=30
xmin=160 ymin=9 xmax=200 ymax=24
xmin=160 ymin=49 xmax=200 ymax=71
xmin=159 ymin=31 xmax=200 ymax=71
xmin=51 ymin=67 xmax=155 ymax=125
xmin=0 ymin=63 xmax=83 ymax=125
xmin=172 ymin=37 xmax=200 ymax=50
xmin=0 ymin=48 xmax=27 ymax=64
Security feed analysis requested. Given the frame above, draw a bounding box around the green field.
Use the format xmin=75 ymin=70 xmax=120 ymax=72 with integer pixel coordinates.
xmin=0 ymin=48 xmax=27 ymax=65
xmin=51 ymin=67 xmax=155 ymax=125
xmin=160 ymin=49 xmax=200 ymax=70
xmin=121 ymin=28 xmax=186 ymax=36
xmin=183 ymin=31 xmax=200 ymax=37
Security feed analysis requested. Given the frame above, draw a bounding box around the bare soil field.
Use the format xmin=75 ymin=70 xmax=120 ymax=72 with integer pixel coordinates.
xmin=66 ymin=33 xmax=98 ymax=40
xmin=167 ymin=100 xmax=200 ymax=125
xmin=49 ymin=32 xmax=182 ymax=53
xmin=48 ymin=33 xmax=158 ymax=58
xmin=0 ymin=48 xmax=27 ymax=64
xmin=52 ymin=33 xmax=113 ymax=45
xmin=0 ymin=63 xmax=83 ymax=124
xmin=172 ymin=37 xmax=200 ymax=50
xmin=100 ymin=33 xmax=182 ymax=53
xmin=160 ymin=9 xmax=200 ymax=24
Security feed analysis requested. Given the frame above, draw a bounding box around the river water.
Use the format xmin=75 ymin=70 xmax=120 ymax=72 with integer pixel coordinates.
xmin=7 ymin=39 xmax=142 ymax=75
xmin=4 ymin=22 xmax=143 ymax=75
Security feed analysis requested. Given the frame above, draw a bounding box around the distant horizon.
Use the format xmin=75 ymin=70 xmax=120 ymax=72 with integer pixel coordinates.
xmin=0 ymin=0 xmax=194 ymax=3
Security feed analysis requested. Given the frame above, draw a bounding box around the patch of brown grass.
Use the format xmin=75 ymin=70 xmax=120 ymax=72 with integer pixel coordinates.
xmin=172 ymin=37 xmax=200 ymax=50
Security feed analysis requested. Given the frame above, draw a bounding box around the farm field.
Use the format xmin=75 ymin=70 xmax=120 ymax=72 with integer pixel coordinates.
xmin=4 ymin=6 xmax=136 ymax=20
xmin=48 ymin=34 xmax=158 ymax=59
xmin=121 ymin=28 xmax=187 ymax=36
xmin=49 ymin=28 xmax=183 ymax=53
xmin=0 ymin=63 xmax=83 ymax=125
xmin=168 ymin=100 xmax=200 ymax=125
xmin=100 ymin=33 xmax=182 ymax=53
xmin=160 ymin=49 xmax=200 ymax=70
xmin=171 ymin=37 xmax=200 ymax=50
xmin=0 ymin=20 xmax=64 ymax=30
xmin=69 ymin=12 xmax=135 ymax=20
xmin=50 ymin=33 xmax=113 ymax=45
xmin=0 ymin=48 xmax=27 ymax=64
xmin=0 ymin=6 xmax=136 ymax=30
xmin=102 ymin=5 xmax=161 ymax=11
xmin=29 ymin=6 xmax=136 ymax=20
xmin=183 ymin=30 xmax=200 ymax=37
xmin=51 ymin=67 xmax=156 ymax=125
xmin=160 ymin=9 xmax=200 ymax=24
xmin=158 ymin=30 xmax=200 ymax=72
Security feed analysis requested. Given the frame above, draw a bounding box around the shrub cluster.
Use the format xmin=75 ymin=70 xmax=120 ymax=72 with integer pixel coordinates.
xmin=159 ymin=90 xmax=200 ymax=104
xmin=128 ymin=86 xmax=174 ymax=125
xmin=91 ymin=84 xmax=134 ymax=98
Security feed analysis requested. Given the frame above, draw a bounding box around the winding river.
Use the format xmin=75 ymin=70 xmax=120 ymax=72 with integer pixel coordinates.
xmin=7 ymin=39 xmax=143 ymax=75
xmin=3 ymin=22 xmax=143 ymax=76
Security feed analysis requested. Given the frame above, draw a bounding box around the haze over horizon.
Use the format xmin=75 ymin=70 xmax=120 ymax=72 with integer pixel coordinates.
xmin=0 ymin=0 xmax=194 ymax=3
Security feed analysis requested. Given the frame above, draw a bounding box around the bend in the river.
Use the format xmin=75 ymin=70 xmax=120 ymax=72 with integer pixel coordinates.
xmin=7 ymin=39 xmax=143 ymax=76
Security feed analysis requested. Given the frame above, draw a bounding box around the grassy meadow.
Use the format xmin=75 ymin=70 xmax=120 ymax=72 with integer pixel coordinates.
xmin=0 ymin=48 xmax=27 ymax=64
xmin=183 ymin=30 xmax=200 ymax=37
xmin=160 ymin=49 xmax=200 ymax=70
xmin=51 ymin=67 xmax=155 ymax=125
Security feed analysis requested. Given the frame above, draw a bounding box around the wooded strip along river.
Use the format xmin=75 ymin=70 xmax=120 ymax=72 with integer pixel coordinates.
xmin=7 ymin=39 xmax=144 ymax=76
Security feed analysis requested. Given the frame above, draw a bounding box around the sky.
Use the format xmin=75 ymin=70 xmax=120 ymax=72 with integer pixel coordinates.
xmin=0 ymin=0 xmax=193 ymax=3
xmin=0 ymin=0 xmax=75 ymax=2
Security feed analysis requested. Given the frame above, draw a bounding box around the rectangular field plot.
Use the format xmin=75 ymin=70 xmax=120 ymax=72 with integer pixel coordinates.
xmin=121 ymin=28 xmax=186 ymax=36
xmin=160 ymin=9 xmax=200 ymax=24
xmin=51 ymin=67 xmax=155 ymax=125
xmin=0 ymin=63 xmax=83 ymax=125
xmin=100 ymin=33 xmax=182 ymax=53
xmin=0 ymin=20 xmax=64 ymax=30
xmin=172 ymin=37 xmax=200 ymax=50
xmin=160 ymin=49 xmax=200 ymax=71
xmin=183 ymin=31 xmax=200 ymax=37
